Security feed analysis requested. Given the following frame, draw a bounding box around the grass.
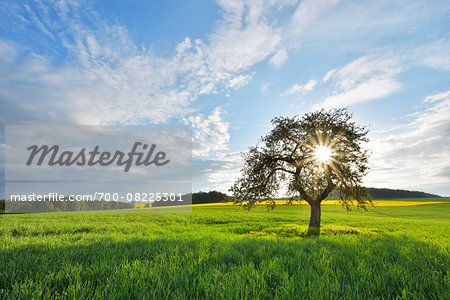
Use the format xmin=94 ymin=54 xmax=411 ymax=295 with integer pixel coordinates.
xmin=0 ymin=201 xmax=449 ymax=299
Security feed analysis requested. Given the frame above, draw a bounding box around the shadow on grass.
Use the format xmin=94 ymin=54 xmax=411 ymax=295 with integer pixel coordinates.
xmin=234 ymin=224 xmax=383 ymax=239
xmin=0 ymin=233 xmax=447 ymax=299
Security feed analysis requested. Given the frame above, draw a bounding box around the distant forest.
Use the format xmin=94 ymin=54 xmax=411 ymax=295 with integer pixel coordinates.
xmin=152 ymin=191 xmax=230 ymax=207
xmin=365 ymin=188 xmax=442 ymax=199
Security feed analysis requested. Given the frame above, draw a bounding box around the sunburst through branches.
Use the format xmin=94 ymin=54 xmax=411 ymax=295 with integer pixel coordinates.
xmin=314 ymin=146 xmax=332 ymax=163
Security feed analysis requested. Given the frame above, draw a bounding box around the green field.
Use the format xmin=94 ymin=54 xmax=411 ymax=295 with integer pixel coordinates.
xmin=0 ymin=201 xmax=449 ymax=299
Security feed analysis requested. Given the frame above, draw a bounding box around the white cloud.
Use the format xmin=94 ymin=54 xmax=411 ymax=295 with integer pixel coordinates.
xmin=199 ymin=82 xmax=217 ymax=95
xmin=0 ymin=0 xmax=290 ymax=125
xmin=0 ymin=0 xmax=345 ymax=127
xmin=365 ymin=90 xmax=450 ymax=195
xmin=323 ymin=69 xmax=336 ymax=82
xmin=287 ymin=0 xmax=450 ymax=55
xmin=424 ymin=90 xmax=450 ymax=103
xmin=227 ymin=74 xmax=253 ymax=90
xmin=317 ymin=55 xmax=403 ymax=108
xmin=282 ymin=79 xmax=317 ymax=96
xmin=206 ymin=0 xmax=283 ymax=74
xmin=289 ymin=0 xmax=340 ymax=35
xmin=319 ymin=78 xmax=401 ymax=108
xmin=270 ymin=49 xmax=288 ymax=67
xmin=417 ymin=39 xmax=450 ymax=70
xmin=333 ymin=55 xmax=402 ymax=90
xmin=188 ymin=107 xmax=230 ymax=157
xmin=192 ymin=152 xmax=243 ymax=193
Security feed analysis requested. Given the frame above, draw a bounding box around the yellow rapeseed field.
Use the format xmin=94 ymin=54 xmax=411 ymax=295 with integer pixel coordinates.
xmin=190 ymin=200 xmax=445 ymax=207
xmin=133 ymin=200 xmax=446 ymax=209
xmin=133 ymin=203 xmax=151 ymax=208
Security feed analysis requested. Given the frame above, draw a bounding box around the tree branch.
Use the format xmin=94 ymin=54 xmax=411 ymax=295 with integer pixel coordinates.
xmin=295 ymin=185 xmax=313 ymax=203
xmin=243 ymin=167 xmax=295 ymax=199
xmin=318 ymin=165 xmax=335 ymax=202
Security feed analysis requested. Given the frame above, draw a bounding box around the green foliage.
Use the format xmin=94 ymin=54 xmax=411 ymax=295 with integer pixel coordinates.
xmin=231 ymin=108 xmax=372 ymax=211
xmin=190 ymin=191 xmax=230 ymax=204
xmin=152 ymin=191 xmax=230 ymax=207
xmin=0 ymin=203 xmax=448 ymax=298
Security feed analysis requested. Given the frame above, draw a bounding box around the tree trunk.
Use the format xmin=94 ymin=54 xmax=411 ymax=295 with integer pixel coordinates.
xmin=307 ymin=201 xmax=321 ymax=236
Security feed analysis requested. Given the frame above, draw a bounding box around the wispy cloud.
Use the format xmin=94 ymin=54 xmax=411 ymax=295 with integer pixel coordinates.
xmin=323 ymin=69 xmax=336 ymax=82
xmin=0 ymin=0 xmax=344 ymax=126
xmin=0 ymin=0 xmax=287 ymax=126
xmin=270 ymin=49 xmax=288 ymax=67
xmin=317 ymin=55 xmax=403 ymax=108
xmin=366 ymin=90 xmax=450 ymax=195
xmin=282 ymin=79 xmax=317 ymax=96
xmin=424 ymin=90 xmax=450 ymax=103
xmin=192 ymin=152 xmax=243 ymax=193
xmin=270 ymin=0 xmax=340 ymax=67
xmin=415 ymin=39 xmax=450 ymax=71
xmin=289 ymin=0 xmax=340 ymax=35
xmin=226 ymin=74 xmax=253 ymax=90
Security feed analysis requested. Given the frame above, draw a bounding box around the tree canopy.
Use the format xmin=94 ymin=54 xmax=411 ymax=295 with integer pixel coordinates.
xmin=230 ymin=108 xmax=372 ymax=234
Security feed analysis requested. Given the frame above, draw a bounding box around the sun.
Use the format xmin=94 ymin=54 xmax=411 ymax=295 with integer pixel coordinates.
xmin=314 ymin=146 xmax=332 ymax=163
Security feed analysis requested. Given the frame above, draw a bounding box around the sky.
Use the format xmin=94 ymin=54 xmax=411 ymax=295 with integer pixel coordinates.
xmin=0 ymin=0 xmax=449 ymax=197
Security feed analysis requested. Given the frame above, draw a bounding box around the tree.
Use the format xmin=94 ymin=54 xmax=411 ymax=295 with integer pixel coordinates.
xmin=230 ymin=108 xmax=372 ymax=235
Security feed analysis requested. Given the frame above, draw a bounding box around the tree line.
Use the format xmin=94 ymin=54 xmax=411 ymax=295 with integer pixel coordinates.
xmin=152 ymin=191 xmax=230 ymax=207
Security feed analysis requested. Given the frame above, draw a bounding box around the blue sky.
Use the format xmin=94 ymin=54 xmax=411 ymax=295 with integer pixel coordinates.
xmin=1 ymin=0 xmax=449 ymax=196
